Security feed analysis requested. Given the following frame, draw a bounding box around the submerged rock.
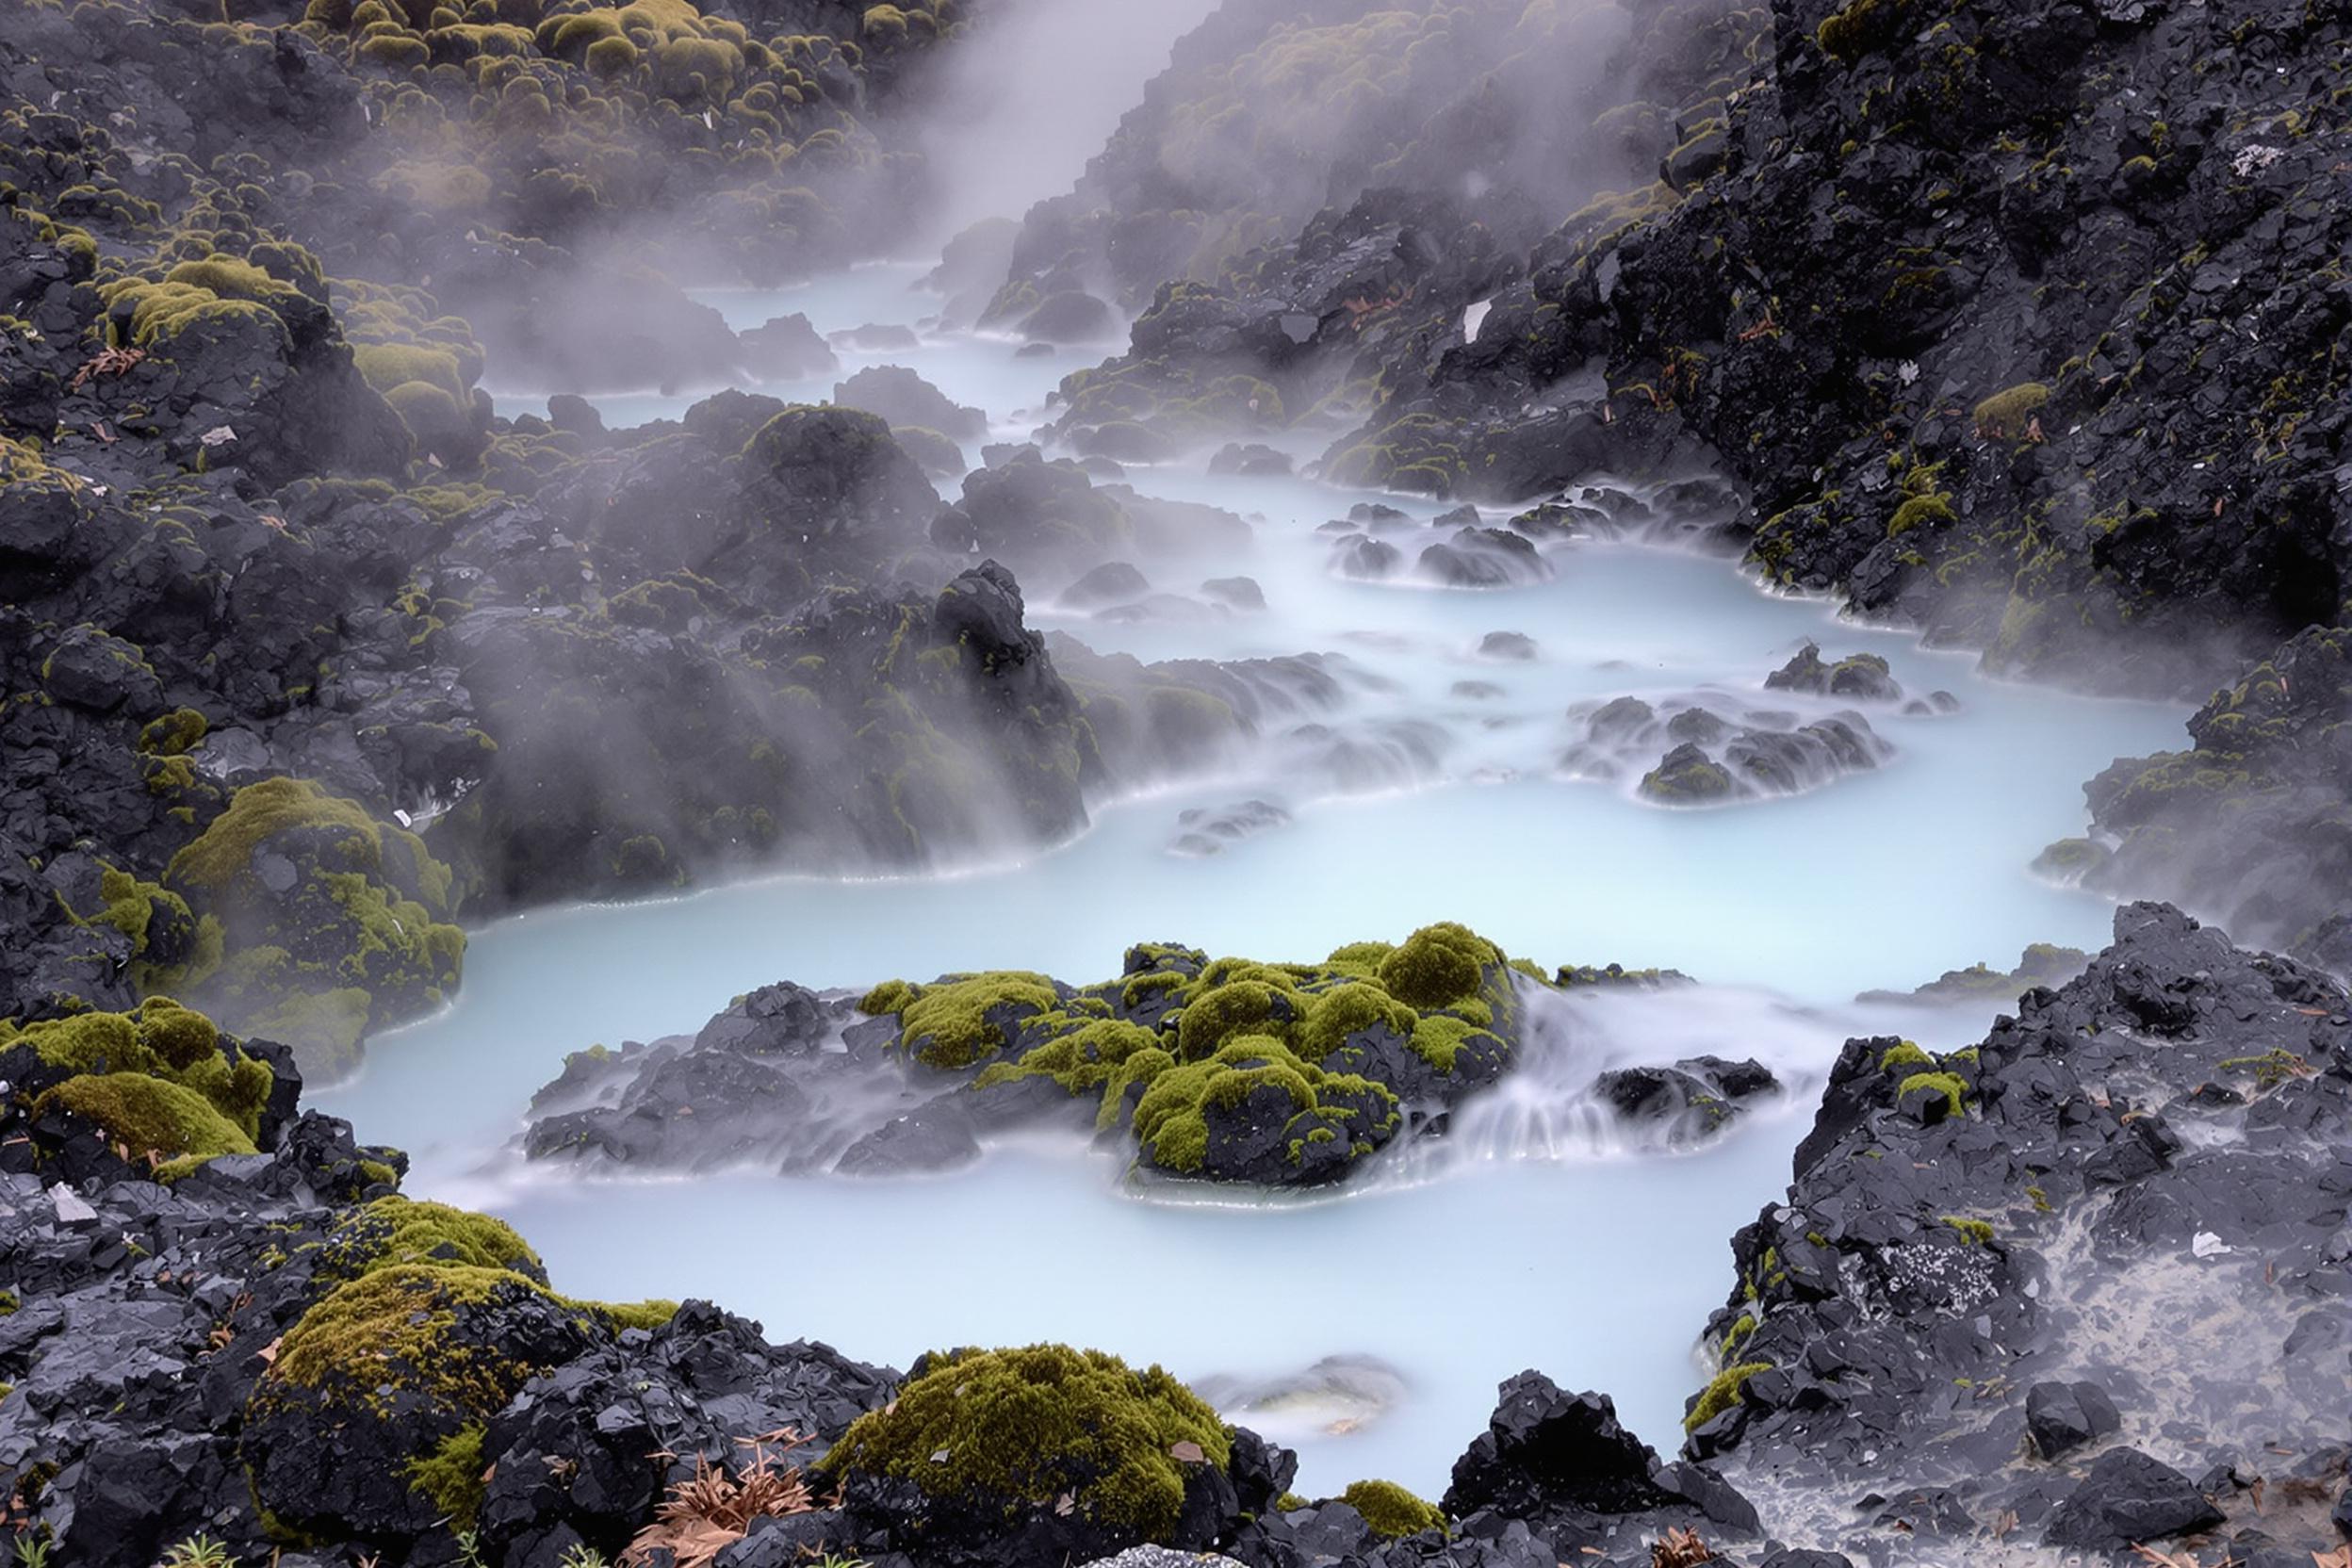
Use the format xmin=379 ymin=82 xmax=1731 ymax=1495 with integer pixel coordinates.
xmin=1765 ymin=644 xmax=1903 ymax=703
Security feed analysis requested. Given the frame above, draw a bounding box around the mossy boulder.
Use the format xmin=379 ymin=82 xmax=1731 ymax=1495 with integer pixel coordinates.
xmin=822 ymin=1344 xmax=1246 ymax=1562
xmin=3 ymin=999 xmax=293 ymax=1176
xmin=242 ymin=1264 xmax=601 ymax=1540
xmin=165 ymin=777 xmax=466 ymax=1076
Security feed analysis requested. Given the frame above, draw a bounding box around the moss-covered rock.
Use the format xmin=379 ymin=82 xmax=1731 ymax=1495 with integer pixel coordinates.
xmin=821 ymin=1344 xmax=1235 ymax=1557
xmin=4 ymin=999 xmax=286 ymax=1173
xmin=165 ymin=777 xmax=465 ymax=1076
xmin=1341 ymin=1478 xmax=1446 ymax=1539
xmin=242 ymin=1263 xmax=600 ymax=1539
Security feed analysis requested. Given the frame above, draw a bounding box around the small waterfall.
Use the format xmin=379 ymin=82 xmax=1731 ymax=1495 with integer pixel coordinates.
xmin=1389 ymin=980 xmax=1840 ymax=1181
xmin=1437 ymin=985 xmax=1622 ymax=1164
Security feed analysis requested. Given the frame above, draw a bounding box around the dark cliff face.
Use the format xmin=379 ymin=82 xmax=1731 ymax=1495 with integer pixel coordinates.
xmin=1331 ymin=0 xmax=2349 ymax=694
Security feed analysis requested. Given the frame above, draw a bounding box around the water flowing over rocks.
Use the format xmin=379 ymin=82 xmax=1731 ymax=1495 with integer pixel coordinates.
xmin=1561 ymin=690 xmax=1899 ymax=806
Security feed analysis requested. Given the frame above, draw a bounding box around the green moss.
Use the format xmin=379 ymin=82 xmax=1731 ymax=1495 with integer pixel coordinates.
xmin=11 ymin=1000 xmax=269 ymax=1145
xmin=1341 ymin=1479 xmax=1445 ymax=1539
xmin=972 ymin=1019 xmax=1162 ymax=1114
xmin=585 ymin=1297 xmax=679 ymax=1331
xmin=1879 ymin=1040 xmax=1934 ymax=1070
xmin=858 ymin=978 xmax=917 ymax=1015
xmin=261 ymin=1264 xmax=548 ymax=1419
xmin=892 ymin=972 xmax=1060 ymax=1070
xmin=405 ymin=1421 xmax=487 ymax=1527
xmin=1135 ymin=1039 xmax=1318 ymax=1173
xmin=63 ymin=864 xmax=194 ymax=963
xmin=816 ymin=1345 xmax=1231 ymax=1539
xmin=1898 ymin=1071 xmax=1970 ymax=1113
xmin=1721 ymin=1313 xmax=1757 ymax=1355
xmin=584 ymin=33 xmax=639 ymax=74
xmin=1815 ymin=0 xmax=1889 ymax=61
xmin=1641 ymin=751 xmax=1736 ymax=802
xmin=1405 ymin=1014 xmax=1500 ymax=1073
xmin=1972 ymin=382 xmax=2050 ymax=441
xmin=1886 ymin=494 xmax=1954 ymax=536
xmin=1375 ymin=923 xmax=1497 ymax=1008
xmin=320 ymin=1197 xmax=543 ymax=1282
xmin=139 ymin=708 xmax=209 ymax=757
xmin=1940 ymin=1216 xmax=1994 ymax=1246
xmin=1298 ymin=983 xmax=1416 ymax=1061
xmin=168 ymin=777 xmax=393 ymax=893
xmin=32 ymin=1072 xmax=257 ymax=1163
xmin=1685 ymin=1362 xmax=1770 ymax=1431
xmin=353 ymin=343 xmax=466 ymax=401
xmin=1175 ymin=979 xmax=1291 ymax=1061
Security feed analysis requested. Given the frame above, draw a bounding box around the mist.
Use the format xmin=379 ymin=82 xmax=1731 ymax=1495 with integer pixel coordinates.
xmin=911 ymin=0 xmax=1228 ymax=243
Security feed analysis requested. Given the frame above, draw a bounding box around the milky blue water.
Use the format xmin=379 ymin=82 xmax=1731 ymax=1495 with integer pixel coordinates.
xmin=383 ymin=258 xmax=2190 ymax=1498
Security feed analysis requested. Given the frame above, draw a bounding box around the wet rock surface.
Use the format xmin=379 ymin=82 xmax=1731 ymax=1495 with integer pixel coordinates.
xmin=1687 ymin=903 xmax=2352 ymax=1561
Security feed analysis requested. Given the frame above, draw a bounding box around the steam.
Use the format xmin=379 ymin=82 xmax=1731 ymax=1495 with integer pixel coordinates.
xmin=909 ymin=0 xmax=1226 ymax=244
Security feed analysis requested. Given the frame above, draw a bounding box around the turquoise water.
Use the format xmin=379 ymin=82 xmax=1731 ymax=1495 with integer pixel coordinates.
xmin=359 ymin=257 xmax=2191 ymax=1498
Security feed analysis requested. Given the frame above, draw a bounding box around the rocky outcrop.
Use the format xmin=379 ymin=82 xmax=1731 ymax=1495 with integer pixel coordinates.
xmin=1688 ymin=903 xmax=2350 ymax=1560
xmin=522 ymin=923 xmax=1535 ymax=1190
xmin=2060 ymin=625 xmax=2352 ymax=969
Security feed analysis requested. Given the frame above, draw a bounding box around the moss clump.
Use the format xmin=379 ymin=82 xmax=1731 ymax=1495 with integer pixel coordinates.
xmin=1721 ymin=1313 xmax=1758 ymax=1355
xmin=1404 ymin=1013 xmax=1503 ymax=1074
xmin=1175 ymin=979 xmax=1292 ymax=1061
xmin=1878 ymin=1040 xmax=1934 ymax=1070
xmin=62 ymin=864 xmax=195 ymax=963
xmin=858 ymin=978 xmax=918 ymax=1015
xmin=1815 ymin=0 xmax=1884 ymax=61
xmin=1940 ymin=1216 xmax=1995 ymax=1246
xmin=405 ymin=1421 xmax=487 ymax=1527
xmin=1685 ymin=1362 xmax=1770 ymax=1431
xmin=584 ymin=33 xmax=639 ymax=74
xmin=1898 ymin=1071 xmax=1970 ymax=1113
xmin=1375 ymin=923 xmax=1497 ymax=1009
xmin=973 ymin=1019 xmax=1162 ymax=1120
xmin=1341 ymin=1479 xmax=1445 ymax=1539
xmin=817 ymin=1345 xmax=1230 ymax=1539
xmin=1297 ymin=983 xmax=1416 ymax=1062
xmin=1641 ymin=749 xmax=1736 ymax=803
xmin=1972 ymin=383 xmax=2050 ymax=441
xmin=352 ymin=343 xmax=467 ymax=401
xmin=891 ymin=972 xmax=1061 ymax=1069
xmin=33 ymin=1072 xmax=258 ymax=1162
xmin=260 ymin=1264 xmax=553 ymax=1426
xmin=320 ymin=1197 xmax=544 ymax=1282
xmin=8 ymin=999 xmax=271 ymax=1148
xmin=169 ymin=777 xmax=403 ymax=893
xmin=164 ymin=776 xmax=463 ymax=1064
xmin=1886 ymin=494 xmax=1954 ymax=536
xmin=139 ymin=707 xmax=209 ymax=757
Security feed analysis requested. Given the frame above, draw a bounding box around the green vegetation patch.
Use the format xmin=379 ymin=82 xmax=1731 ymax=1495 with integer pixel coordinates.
xmin=817 ymin=1344 xmax=1231 ymax=1538
xmin=1341 ymin=1478 xmax=1446 ymax=1539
